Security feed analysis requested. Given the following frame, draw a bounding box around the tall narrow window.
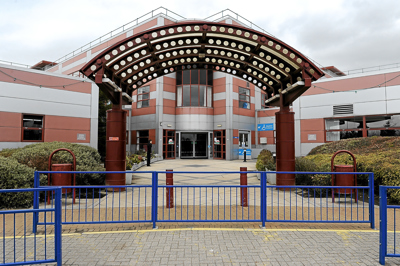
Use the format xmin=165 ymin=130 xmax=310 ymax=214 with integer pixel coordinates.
xmin=22 ymin=115 xmax=44 ymax=141
xmin=261 ymin=92 xmax=268 ymax=109
xmin=137 ymin=86 xmax=150 ymax=108
xmin=177 ymin=69 xmax=213 ymax=107
xmin=239 ymin=87 xmax=250 ymax=109
xmin=136 ymin=130 xmax=149 ymax=150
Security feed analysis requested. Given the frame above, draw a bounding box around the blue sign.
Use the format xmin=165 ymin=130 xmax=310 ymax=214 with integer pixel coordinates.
xmin=233 ymin=136 xmax=239 ymax=139
xmin=257 ymin=123 xmax=274 ymax=131
xmin=238 ymin=149 xmax=251 ymax=156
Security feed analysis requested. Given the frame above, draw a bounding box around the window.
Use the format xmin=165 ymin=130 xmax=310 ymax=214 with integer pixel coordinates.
xmin=22 ymin=115 xmax=44 ymax=141
xmin=136 ymin=130 xmax=149 ymax=150
xmin=261 ymin=92 xmax=268 ymax=109
xmin=325 ymin=114 xmax=400 ymax=142
xmin=239 ymin=87 xmax=250 ymax=109
xmin=137 ymin=86 xmax=150 ymax=108
xmin=176 ymin=69 xmax=213 ymax=107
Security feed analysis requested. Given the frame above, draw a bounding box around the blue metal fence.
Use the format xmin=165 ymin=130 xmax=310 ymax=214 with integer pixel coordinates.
xmin=33 ymin=170 xmax=375 ymax=230
xmin=0 ymin=188 xmax=62 ymax=266
xmin=379 ymin=186 xmax=400 ymax=265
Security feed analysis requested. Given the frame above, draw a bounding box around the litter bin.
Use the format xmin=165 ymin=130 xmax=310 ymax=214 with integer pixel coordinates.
xmin=331 ymin=150 xmax=357 ymax=203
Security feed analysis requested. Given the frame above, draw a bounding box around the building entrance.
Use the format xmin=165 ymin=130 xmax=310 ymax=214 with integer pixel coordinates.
xmin=180 ymin=133 xmax=208 ymax=158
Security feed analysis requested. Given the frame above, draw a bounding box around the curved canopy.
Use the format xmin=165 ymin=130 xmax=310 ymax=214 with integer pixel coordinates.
xmin=81 ymin=21 xmax=324 ymax=106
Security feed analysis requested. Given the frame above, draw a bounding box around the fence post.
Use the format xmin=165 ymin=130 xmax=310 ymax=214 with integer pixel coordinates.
xmin=54 ymin=187 xmax=62 ymax=266
xmin=379 ymin=186 xmax=387 ymax=265
xmin=166 ymin=170 xmax=174 ymax=208
xmin=369 ymin=173 xmax=375 ymax=229
xmin=33 ymin=171 xmax=39 ymax=234
xmin=260 ymin=172 xmax=267 ymax=228
xmin=152 ymin=172 xmax=158 ymax=229
xmin=240 ymin=167 xmax=248 ymax=207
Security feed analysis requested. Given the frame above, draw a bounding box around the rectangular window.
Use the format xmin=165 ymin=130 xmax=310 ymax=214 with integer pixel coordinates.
xmin=261 ymin=92 xmax=268 ymax=109
xmin=136 ymin=130 xmax=149 ymax=150
xmin=137 ymin=86 xmax=150 ymax=109
xmin=177 ymin=69 xmax=213 ymax=107
xmin=239 ymin=87 xmax=250 ymax=109
xmin=22 ymin=115 xmax=44 ymax=141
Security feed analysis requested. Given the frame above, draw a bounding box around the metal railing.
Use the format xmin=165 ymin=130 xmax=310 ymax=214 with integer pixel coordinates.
xmin=0 ymin=187 xmax=62 ymax=266
xmin=379 ymin=186 xmax=400 ymax=265
xmin=0 ymin=60 xmax=31 ymax=69
xmin=33 ymin=170 xmax=375 ymax=230
xmin=44 ymin=7 xmax=185 ymax=71
xmin=344 ymin=62 xmax=400 ymax=76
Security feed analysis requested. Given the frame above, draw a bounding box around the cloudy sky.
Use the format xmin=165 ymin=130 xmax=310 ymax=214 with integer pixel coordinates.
xmin=1 ymin=0 xmax=399 ymax=72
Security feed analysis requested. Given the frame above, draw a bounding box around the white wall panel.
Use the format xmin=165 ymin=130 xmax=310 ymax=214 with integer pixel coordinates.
xmin=213 ymin=92 xmax=226 ymax=101
xmin=386 ymin=100 xmax=400 ymax=114
xmin=386 ymin=85 xmax=400 ymax=100
xmin=300 ymin=106 xmax=333 ymax=120
xmin=163 ymin=91 xmax=175 ymax=101
xmin=299 ymin=87 xmax=386 ymax=108
xmin=354 ymin=101 xmax=387 ymax=116
xmin=0 ymin=82 xmax=91 ymax=106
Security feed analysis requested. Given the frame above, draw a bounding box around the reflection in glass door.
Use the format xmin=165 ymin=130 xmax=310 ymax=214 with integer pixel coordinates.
xmin=180 ymin=133 xmax=208 ymax=158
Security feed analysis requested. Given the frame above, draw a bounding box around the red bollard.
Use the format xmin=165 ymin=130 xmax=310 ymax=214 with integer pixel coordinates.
xmin=240 ymin=167 xmax=248 ymax=207
xmin=166 ymin=169 xmax=174 ymax=208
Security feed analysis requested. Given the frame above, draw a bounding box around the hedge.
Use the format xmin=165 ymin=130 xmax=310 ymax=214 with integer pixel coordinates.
xmin=9 ymin=142 xmax=105 ymax=186
xmin=0 ymin=157 xmax=46 ymax=209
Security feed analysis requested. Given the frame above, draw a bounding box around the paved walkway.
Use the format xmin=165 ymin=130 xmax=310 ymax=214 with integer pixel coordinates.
xmin=2 ymin=159 xmax=399 ymax=265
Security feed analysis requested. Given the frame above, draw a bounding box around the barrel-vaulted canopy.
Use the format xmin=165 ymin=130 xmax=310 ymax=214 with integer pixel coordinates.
xmin=81 ymin=21 xmax=324 ymax=106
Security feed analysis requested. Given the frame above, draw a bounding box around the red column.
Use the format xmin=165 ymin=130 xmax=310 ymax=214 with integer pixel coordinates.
xmin=105 ymin=105 xmax=126 ymax=188
xmin=240 ymin=167 xmax=248 ymax=207
xmin=166 ymin=169 xmax=174 ymax=208
xmin=275 ymin=106 xmax=295 ymax=186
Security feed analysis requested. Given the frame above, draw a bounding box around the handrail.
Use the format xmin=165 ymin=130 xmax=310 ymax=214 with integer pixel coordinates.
xmin=0 ymin=59 xmax=31 ymax=69
xmin=45 ymin=7 xmax=185 ymax=70
xmin=343 ymin=62 xmax=400 ymax=76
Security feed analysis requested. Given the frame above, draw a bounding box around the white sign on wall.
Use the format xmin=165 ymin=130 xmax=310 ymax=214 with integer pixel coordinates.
xmin=77 ymin=134 xmax=86 ymax=140
xmin=308 ymin=134 xmax=317 ymax=141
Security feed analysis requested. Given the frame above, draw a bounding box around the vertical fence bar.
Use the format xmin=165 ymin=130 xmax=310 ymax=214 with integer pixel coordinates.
xmin=260 ymin=172 xmax=266 ymax=228
xmin=33 ymin=171 xmax=40 ymax=233
xmin=379 ymin=186 xmax=387 ymax=265
xmin=152 ymin=172 xmax=158 ymax=229
xmin=55 ymin=187 xmax=62 ymax=266
xmin=369 ymin=173 xmax=375 ymax=229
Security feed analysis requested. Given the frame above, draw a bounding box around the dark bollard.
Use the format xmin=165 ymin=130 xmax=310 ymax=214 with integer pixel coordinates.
xmin=166 ymin=169 xmax=174 ymax=208
xmin=240 ymin=167 xmax=248 ymax=207
xmin=243 ymin=149 xmax=247 ymax=162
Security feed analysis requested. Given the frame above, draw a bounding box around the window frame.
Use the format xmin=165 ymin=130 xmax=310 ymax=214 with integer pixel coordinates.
xmin=324 ymin=113 xmax=400 ymax=142
xmin=239 ymin=87 xmax=251 ymax=109
xmin=136 ymin=130 xmax=149 ymax=150
xmin=261 ymin=92 xmax=268 ymax=109
xmin=137 ymin=86 xmax=150 ymax=109
xmin=176 ymin=69 xmax=213 ymax=107
xmin=21 ymin=114 xmax=44 ymax=142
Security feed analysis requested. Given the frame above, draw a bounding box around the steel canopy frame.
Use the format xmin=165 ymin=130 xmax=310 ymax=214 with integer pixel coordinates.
xmin=80 ymin=21 xmax=324 ymax=186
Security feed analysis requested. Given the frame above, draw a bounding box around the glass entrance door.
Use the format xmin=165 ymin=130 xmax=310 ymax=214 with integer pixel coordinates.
xmin=180 ymin=133 xmax=208 ymax=158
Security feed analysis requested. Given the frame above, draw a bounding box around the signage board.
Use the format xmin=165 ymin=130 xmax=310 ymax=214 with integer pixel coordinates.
xmin=257 ymin=123 xmax=274 ymax=131
xmin=238 ymin=149 xmax=252 ymax=156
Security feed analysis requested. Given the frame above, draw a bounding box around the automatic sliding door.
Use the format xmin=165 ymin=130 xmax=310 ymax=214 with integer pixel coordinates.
xmin=195 ymin=133 xmax=207 ymax=157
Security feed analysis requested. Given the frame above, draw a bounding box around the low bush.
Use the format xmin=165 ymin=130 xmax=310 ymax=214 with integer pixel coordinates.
xmin=126 ymin=154 xmax=143 ymax=170
xmin=10 ymin=142 xmax=105 ymax=186
xmin=0 ymin=157 xmax=46 ymax=209
xmin=255 ymin=149 xmax=275 ymax=171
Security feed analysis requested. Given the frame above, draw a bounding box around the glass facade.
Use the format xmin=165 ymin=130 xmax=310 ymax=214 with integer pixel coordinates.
xmin=176 ymin=69 xmax=213 ymax=107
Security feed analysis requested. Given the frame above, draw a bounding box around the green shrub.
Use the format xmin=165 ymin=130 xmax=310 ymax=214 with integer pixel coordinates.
xmin=294 ymin=157 xmax=320 ymax=185
xmin=11 ymin=142 xmax=105 ymax=186
xmin=255 ymin=149 xmax=275 ymax=171
xmin=126 ymin=154 xmax=142 ymax=170
xmin=0 ymin=157 xmax=46 ymax=209
xmin=0 ymin=148 xmax=22 ymax=158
